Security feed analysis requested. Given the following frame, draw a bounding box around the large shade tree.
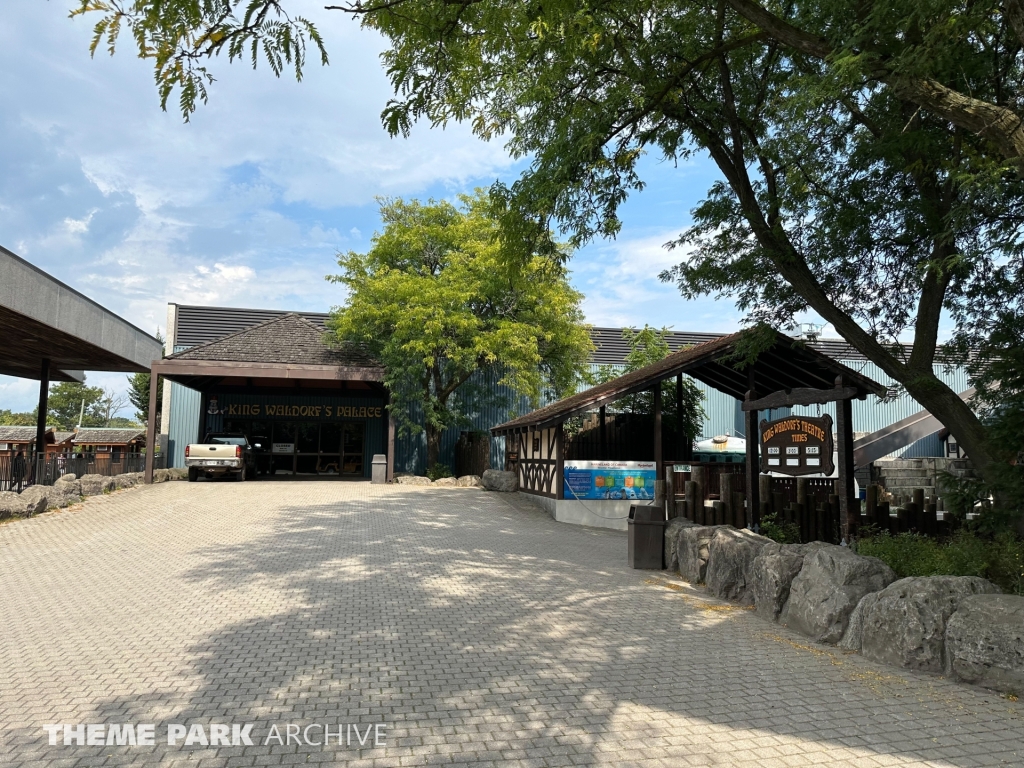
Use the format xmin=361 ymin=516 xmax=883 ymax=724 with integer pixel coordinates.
xmin=75 ymin=0 xmax=1024 ymax=512
xmin=327 ymin=191 xmax=592 ymax=472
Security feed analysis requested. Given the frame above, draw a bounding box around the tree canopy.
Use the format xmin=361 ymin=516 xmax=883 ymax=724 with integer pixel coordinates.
xmin=326 ymin=190 xmax=593 ymax=472
xmin=73 ymin=0 xmax=1024 ymax=516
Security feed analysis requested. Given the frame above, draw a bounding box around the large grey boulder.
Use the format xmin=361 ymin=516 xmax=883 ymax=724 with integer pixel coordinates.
xmin=18 ymin=485 xmax=56 ymax=513
xmin=664 ymin=517 xmax=698 ymax=573
xmin=840 ymin=576 xmax=999 ymax=673
xmin=54 ymin=476 xmax=82 ymax=498
xmin=945 ymin=594 xmax=1024 ymax=693
xmin=0 ymin=490 xmax=45 ymax=518
xmin=80 ymin=474 xmax=115 ymax=495
xmin=111 ymin=474 xmax=135 ymax=489
xmin=455 ymin=475 xmax=483 ymax=488
xmin=396 ymin=475 xmax=432 ymax=486
xmin=780 ymin=544 xmax=896 ymax=644
xmin=705 ymin=527 xmax=772 ymax=604
xmin=0 ymin=491 xmax=22 ymax=518
xmin=481 ymin=469 xmax=517 ymax=492
xmin=752 ymin=542 xmax=825 ymax=621
xmin=676 ymin=525 xmax=731 ymax=585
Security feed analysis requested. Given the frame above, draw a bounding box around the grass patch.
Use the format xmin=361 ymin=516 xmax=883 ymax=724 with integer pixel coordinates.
xmin=854 ymin=530 xmax=1024 ymax=595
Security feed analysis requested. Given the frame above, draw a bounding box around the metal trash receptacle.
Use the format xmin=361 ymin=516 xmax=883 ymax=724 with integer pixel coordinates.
xmin=371 ymin=454 xmax=387 ymax=484
xmin=627 ymin=503 xmax=665 ymax=569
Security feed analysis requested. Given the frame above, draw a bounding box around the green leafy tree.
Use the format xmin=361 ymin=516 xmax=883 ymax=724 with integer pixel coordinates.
xmin=128 ymin=331 xmax=165 ymax=428
xmin=596 ymin=326 xmax=706 ymax=443
xmin=71 ymin=0 xmax=328 ymax=120
xmin=47 ymin=380 xmax=105 ymax=430
xmin=0 ymin=410 xmax=36 ymax=426
xmin=327 ymin=191 xmax=593 ymax=472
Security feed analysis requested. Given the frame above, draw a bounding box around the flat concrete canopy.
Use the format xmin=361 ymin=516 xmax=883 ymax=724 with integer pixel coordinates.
xmin=0 ymin=245 xmax=162 ymax=380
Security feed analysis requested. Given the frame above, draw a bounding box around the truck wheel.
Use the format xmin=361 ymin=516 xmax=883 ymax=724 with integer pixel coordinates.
xmin=188 ymin=467 xmax=198 ymax=483
xmin=236 ymin=466 xmax=246 ymax=482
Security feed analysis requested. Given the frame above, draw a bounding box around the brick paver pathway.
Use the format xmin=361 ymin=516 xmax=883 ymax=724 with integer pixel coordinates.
xmin=0 ymin=482 xmax=1021 ymax=767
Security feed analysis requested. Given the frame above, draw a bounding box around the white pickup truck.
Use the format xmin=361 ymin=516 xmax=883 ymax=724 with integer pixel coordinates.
xmin=185 ymin=433 xmax=257 ymax=482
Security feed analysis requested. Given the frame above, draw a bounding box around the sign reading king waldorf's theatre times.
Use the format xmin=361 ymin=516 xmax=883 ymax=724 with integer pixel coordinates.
xmin=759 ymin=414 xmax=835 ymax=476
xmin=563 ymin=460 xmax=657 ymax=501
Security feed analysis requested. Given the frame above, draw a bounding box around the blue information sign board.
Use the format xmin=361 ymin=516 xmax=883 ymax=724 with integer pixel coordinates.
xmin=562 ymin=460 xmax=658 ymax=501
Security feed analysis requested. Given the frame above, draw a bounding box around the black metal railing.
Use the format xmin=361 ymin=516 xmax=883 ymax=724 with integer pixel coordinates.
xmin=1 ymin=452 xmax=165 ymax=491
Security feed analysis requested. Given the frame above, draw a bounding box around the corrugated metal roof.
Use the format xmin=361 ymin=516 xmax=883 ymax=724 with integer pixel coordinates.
xmin=174 ymin=304 xmax=330 ymax=347
xmin=169 ymin=313 xmax=382 ymax=371
xmin=172 ymin=304 xmax=929 ymax=367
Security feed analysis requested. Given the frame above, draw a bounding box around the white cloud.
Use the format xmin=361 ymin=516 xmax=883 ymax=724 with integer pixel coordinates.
xmin=573 ymin=228 xmax=744 ymax=332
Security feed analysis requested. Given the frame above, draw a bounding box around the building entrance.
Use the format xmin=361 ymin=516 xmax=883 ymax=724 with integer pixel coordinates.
xmin=223 ymin=419 xmax=365 ymax=476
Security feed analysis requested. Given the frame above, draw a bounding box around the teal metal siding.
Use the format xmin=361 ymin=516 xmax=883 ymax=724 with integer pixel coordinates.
xmin=167 ymin=382 xmax=201 ymax=468
xmin=393 ymin=367 xmax=534 ymax=474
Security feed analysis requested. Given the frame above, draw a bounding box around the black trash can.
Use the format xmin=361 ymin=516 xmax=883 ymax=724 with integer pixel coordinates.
xmin=627 ymin=504 xmax=665 ymax=569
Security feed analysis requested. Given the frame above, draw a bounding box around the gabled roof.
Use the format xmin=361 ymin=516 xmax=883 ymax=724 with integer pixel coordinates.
xmin=0 ymin=426 xmax=54 ymax=443
xmin=492 ymin=328 xmax=887 ymax=433
xmin=167 ymin=313 xmax=382 ymax=370
xmin=73 ymin=428 xmax=146 ymax=445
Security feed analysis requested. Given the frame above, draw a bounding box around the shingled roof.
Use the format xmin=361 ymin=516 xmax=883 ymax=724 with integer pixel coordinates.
xmin=73 ymin=428 xmax=146 ymax=445
xmin=167 ymin=313 xmax=382 ymax=370
xmin=492 ymin=328 xmax=887 ymax=433
xmin=0 ymin=426 xmax=54 ymax=443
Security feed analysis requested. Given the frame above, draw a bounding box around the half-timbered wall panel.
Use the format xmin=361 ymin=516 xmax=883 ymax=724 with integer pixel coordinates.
xmin=515 ymin=427 xmax=559 ymax=498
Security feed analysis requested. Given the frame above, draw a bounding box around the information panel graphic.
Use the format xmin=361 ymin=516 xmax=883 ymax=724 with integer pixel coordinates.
xmin=563 ymin=460 xmax=658 ymax=500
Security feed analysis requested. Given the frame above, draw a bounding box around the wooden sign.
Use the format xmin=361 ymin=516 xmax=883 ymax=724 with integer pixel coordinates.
xmin=759 ymin=414 xmax=835 ymax=476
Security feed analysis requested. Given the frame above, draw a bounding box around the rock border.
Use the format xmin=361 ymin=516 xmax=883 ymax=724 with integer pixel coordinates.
xmin=663 ymin=521 xmax=1023 ymax=696
xmin=0 ymin=468 xmax=188 ymax=520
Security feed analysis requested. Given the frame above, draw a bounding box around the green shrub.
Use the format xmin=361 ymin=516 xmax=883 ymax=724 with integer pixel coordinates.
xmin=760 ymin=511 xmax=802 ymax=544
xmin=854 ymin=530 xmax=1024 ymax=595
xmin=425 ymin=463 xmax=453 ymax=481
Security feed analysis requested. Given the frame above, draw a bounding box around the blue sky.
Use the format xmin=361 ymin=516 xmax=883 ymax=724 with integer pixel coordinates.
xmin=0 ymin=0 xmax=752 ymax=415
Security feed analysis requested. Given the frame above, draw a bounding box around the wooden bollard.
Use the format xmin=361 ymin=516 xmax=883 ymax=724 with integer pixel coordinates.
xmin=866 ymin=484 xmax=878 ymax=528
xmin=796 ymin=478 xmax=809 ymax=510
xmin=773 ymin=491 xmax=787 ymax=518
xmin=684 ymin=481 xmax=698 ymax=522
xmin=925 ymin=501 xmax=937 ymax=536
xmin=712 ymin=500 xmax=725 ymax=525
xmin=733 ymin=492 xmax=747 ymax=529
xmin=913 ymin=488 xmax=925 ymax=515
xmin=720 ymin=473 xmax=736 ymax=526
xmin=759 ymin=474 xmax=773 ymax=513
xmin=829 ymin=494 xmax=841 ymax=542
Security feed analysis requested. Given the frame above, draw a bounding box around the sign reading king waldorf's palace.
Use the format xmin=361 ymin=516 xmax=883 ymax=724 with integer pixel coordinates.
xmin=759 ymin=414 xmax=835 ymax=476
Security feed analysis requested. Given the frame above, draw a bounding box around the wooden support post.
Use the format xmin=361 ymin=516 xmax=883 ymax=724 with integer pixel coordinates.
xmin=599 ymin=405 xmax=608 ymax=460
xmin=836 ymin=389 xmax=856 ymax=541
xmin=744 ymin=390 xmax=760 ymax=530
xmin=676 ymin=374 xmax=685 ymax=460
xmin=653 ymin=385 xmax=662 ymax=465
xmin=555 ymin=421 xmax=565 ymax=500
xmin=387 ymin=409 xmax=396 ymax=483
xmin=144 ymin=362 xmax=160 ymax=484
xmin=34 ymin=358 xmax=50 ymax=482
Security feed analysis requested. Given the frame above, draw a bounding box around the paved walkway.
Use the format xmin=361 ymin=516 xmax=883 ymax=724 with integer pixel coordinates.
xmin=0 ymin=482 xmax=1021 ymax=767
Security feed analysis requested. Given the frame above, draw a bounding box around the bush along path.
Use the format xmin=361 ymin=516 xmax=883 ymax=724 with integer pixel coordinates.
xmin=664 ymin=517 xmax=1024 ymax=697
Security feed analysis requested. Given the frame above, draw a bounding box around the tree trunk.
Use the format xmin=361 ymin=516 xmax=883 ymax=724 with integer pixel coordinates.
xmin=425 ymin=424 xmax=442 ymax=474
